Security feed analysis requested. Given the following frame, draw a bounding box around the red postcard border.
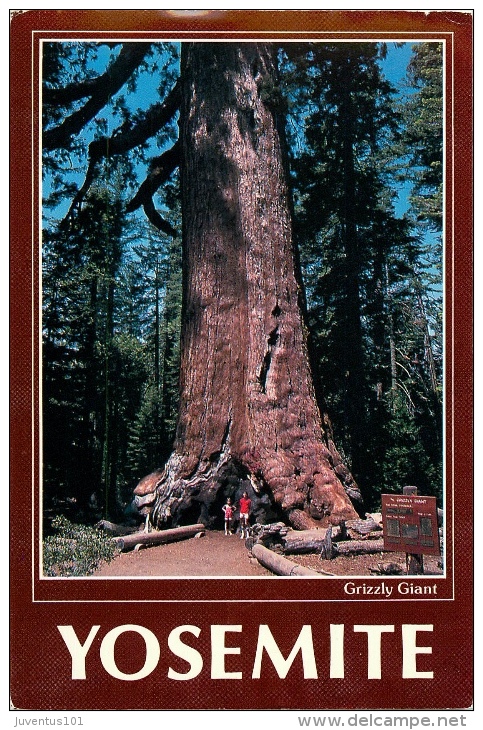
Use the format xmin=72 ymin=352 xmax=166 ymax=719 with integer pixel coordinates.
xmin=10 ymin=10 xmax=473 ymax=711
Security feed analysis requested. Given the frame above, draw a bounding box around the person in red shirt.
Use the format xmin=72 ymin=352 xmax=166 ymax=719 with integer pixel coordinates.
xmin=238 ymin=491 xmax=252 ymax=539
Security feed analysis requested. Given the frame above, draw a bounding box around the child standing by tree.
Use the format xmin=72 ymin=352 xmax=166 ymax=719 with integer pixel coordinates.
xmin=222 ymin=498 xmax=234 ymax=535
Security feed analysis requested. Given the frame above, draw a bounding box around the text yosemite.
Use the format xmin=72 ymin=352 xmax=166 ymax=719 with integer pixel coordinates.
xmin=57 ymin=623 xmax=434 ymax=681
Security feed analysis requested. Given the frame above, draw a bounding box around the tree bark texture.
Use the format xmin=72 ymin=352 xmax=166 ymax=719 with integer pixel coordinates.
xmin=143 ymin=43 xmax=360 ymax=530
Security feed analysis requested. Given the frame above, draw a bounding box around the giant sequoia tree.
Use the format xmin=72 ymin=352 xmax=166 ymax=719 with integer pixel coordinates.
xmin=43 ymin=41 xmax=365 ymax=529
xmin=145 ymin=44 xmax=360 ymax=529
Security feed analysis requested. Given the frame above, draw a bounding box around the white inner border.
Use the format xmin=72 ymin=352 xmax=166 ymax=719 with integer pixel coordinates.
xmin=33 ymin=31 xmax=454 ymax=602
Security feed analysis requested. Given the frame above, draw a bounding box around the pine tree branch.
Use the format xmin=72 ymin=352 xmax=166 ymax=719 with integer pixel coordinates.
xmin=142 ymin=198 xmax=178 ymax=237
xmin=126 ymin=142 xmax=180 ymax=213
xmin=124 ymin=142 xmax=180 ymax=236
xmin=43 ymin=43 xmax=152 ymax=150
xmin=88 ymin=79 xmax=181 ymax=160
xmin=64 ymin=155 xmax=98 ymax=222
xmin=63 ymin=86 xmax=181 ymax=222
xmin=43 ymin=43 xmax=128 ymax=105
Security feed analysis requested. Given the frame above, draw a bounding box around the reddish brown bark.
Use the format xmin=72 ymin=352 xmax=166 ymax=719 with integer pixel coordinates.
xmin=138 ymin=43 xmax=360 ymax=530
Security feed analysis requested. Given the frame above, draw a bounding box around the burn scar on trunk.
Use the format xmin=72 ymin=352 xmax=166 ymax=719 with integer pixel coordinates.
xmin=258 ymin=326 xmax=279 ymax=393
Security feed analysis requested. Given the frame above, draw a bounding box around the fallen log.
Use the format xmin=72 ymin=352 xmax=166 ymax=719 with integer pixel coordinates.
xmin=113 ymin=523 xmax=205 ymax=552
xmin=283 ymin=528 xmax=330 ymax=554
xmin=251 ymin=522 xmax=289 ymax=541
xmin=333 ymin=538 xmax=388 ymax=556
xmin=252 ymin=543 xmax=330 ymax=577
xmin=96 ymin=520 xmax=139 ymax=536
xmin=342 ymin=516 xmax=383 ymax=540
xmin=250 ymin=522 xmax=289 ymax=551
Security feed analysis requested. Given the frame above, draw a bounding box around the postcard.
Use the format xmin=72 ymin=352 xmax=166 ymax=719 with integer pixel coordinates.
xmin=9 ymin=9 xmax=473 ymax=711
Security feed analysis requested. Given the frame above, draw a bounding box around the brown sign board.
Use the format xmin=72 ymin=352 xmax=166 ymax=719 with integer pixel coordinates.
xmin=382 ymin=494 xmax=441 ymax=556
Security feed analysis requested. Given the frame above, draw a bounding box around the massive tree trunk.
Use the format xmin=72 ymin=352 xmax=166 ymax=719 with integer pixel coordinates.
xmin=136 ymin=43 xmax=361 ymax=530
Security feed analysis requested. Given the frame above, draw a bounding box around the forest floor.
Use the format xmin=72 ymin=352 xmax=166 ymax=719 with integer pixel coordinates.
xmin=94 ymin=529 xmax=272 ymax=577
xmin=94 ymin=529 xmax=444 ymax=578
xmin=291 ymin=551 xmax=443 ymax=577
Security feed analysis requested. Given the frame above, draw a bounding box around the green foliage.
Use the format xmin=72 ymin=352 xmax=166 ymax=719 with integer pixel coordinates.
xmin=403 ymin=43 xmax=444 ymax=230
xmin=286 ymin=43 xmax=402 ymax=497
xmin=43 ymin=155 xmax=182 ymax=519
xmin=123 ymin=184 xmax=182 ymax=483
xmin=43 ymin=177 xmax=127 ymax=515
xmin=375 ymin=391 xmax=443 ymax=503
xmin=42 ymin=42 xmax=180 ymax=196
xmin=43 ymin=516 xmax=120 ymax=577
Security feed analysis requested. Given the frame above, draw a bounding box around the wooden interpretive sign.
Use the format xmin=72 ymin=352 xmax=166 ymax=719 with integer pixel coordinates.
xmin=382 ymin=494 xmax=441 ymax=556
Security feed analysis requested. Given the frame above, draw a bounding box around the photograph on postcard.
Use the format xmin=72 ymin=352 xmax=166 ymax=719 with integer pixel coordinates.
xmin=40 ymin=38 xmax=445 ymax=581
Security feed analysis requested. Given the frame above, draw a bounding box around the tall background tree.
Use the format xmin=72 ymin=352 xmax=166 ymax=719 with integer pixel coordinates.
xmin=385 ymin=41 xmax=444 ymax=501
xmin=283 ymin=42 xmax=406 ymax=506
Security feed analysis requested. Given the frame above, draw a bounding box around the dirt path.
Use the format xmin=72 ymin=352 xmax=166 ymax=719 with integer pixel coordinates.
xmin=94 ymin=529 xmax=444 ymax=578
xmin=94 ymin=529 xmax=272 ymax=577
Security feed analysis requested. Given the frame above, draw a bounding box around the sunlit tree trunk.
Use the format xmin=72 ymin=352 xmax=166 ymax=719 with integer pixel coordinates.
xmin=139 ymin=43 xmax=360 ymax=529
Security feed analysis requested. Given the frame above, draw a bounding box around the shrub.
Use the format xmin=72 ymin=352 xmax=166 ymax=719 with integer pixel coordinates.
xmin=43 ymin=515 xmax=120 ymax=577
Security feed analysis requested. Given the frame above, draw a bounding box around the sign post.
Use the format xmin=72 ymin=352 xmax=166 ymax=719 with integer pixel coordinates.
xmin=402 ymin=486 xmax=424 ymax=574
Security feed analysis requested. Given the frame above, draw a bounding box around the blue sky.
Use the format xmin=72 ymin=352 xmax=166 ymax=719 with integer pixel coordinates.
xmin=381 ymin=41 xmax=413 ymax=88
xmin=381 ymin=42 xmax=422 ymax=219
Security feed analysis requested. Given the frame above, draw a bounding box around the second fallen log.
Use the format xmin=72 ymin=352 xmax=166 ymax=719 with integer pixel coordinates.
xmin=333 ymin=538 xmax=387 ymax=556
xmin=113 ymin=523 xmax=205 ymax=552
xmin=252 ymin=543 xmax=327 ymax=577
